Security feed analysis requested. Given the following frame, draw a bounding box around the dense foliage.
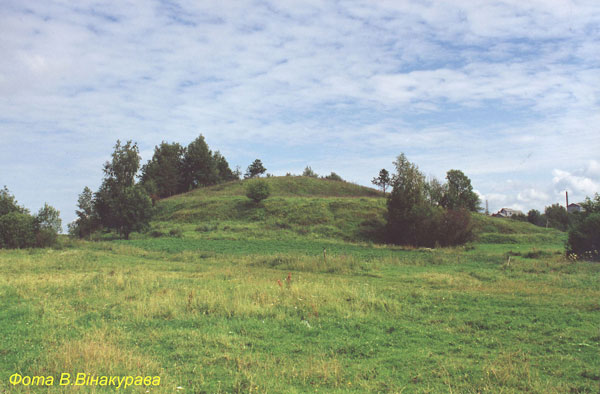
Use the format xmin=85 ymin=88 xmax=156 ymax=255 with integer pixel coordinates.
xmin=246 ymin=179 xmax=271 ymax=203
xmin=545 ymin=203 xmax=568 ymax=231
xmin=245 ymin=159 xmax=267 ymax=179
xmin=0 ymin=187 xmax=61 ymax=248
xmin=302 ymin=166 xmax=318 ymax=178
xmin=441 ymin=169 xmax=481 ymax=211
xmin=68 ymin=186 xmax=98 ymax=239
xmin=322 ymin=172 xmax=344 ymax=182
xmin=372 ymin=169 xmax=391 ymax=193
xmin=180 ymin=135 xmax=219 ymax=190
xmin=527 ymin=209 xmax=545 ymax=226
xmin=141 ymin=136 xmax=238 ymax=197
xmin=140 ymin=142 xmax=185 ymax=198
xmin=93 ymin=140 xmax=153 ymax=240
xmin=385 ymin=154 xmax=475 ymax=247
xmin=567 ymin=193 xmax=600 ymax=261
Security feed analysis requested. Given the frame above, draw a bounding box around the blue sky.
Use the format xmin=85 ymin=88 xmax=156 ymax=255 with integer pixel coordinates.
xmin=1 ymin=0 xmax=599 ymax=228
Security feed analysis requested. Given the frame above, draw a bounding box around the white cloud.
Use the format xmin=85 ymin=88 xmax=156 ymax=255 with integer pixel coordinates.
xmin=517 ymin=188 xmax=550 ymax=204
xmin=0 ymin=0 xmax=599 ymax=226
xmin=552 ymin=169 xmax=600 ymax=197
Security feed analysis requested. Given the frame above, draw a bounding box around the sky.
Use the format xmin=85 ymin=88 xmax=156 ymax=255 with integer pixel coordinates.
xmin=1 ymin=0 xmax=599 ymax=228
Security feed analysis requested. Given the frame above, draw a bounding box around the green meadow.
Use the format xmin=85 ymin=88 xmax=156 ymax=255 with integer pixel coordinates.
xmin=1 ymin=177 xmax=599 ymax=393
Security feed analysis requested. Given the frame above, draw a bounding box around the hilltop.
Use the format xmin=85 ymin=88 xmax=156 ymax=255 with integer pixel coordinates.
xmin=150 ymin=176 xmax=387 ymax=242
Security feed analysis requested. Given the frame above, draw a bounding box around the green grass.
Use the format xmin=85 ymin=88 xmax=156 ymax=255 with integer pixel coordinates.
xmin=1 ymin=177 xmax=598 ymax=393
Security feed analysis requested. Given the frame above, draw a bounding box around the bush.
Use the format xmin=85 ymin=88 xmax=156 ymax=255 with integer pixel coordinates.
xmin=385 ymin=154 xmax=473 ymax=247
xmin=510 ymin=212 xmax=528 ymax=222
xmin=149 ymin=229 xmax=165 ymax=238
xmin=0 ymin=212 xmax=37 ymax=248
xmin=35 ymin=228 xmax=58 ymax=248
xmin=0 ymin=188 xmax=61 ymax=249
xmin=438 ymin=209 xmax=474 ymax=246
xmin=567 ymin=213 xmax=600 ymax=261
xmin=246 ymin=180 xmax=271 ymax=203
xmin=302 ymin=166 xmax=318 ymax=178
xmin=169 ymin=228 xmax=183 ymax=237
xmin=323 ymin=172 xmax=344 ymax=182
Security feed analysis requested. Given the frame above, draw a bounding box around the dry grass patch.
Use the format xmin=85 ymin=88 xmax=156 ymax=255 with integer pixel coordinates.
xmin=39 ymin=329 xmax=163 ymax=378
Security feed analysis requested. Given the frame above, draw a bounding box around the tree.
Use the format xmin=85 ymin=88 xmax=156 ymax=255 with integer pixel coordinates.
xmin=246 ymin=179 xmax=271 ymax=203
xmin=245 ymin=159 xmax=266 ymax=179
xmin=580 ymin=193 xmax=600 ymax=214
xmin=509 ymin=212 xmax=527 ymax=222
xmin=140 ymin=141 xmax=185 ymax=198
xmin=527 ymin=209 xmax=544 ymax=226
xmin=102 ymin=140 xmax=140 ymax=189
xmin=372 ymin=169 xmax=391 ymax=194
xmin=566 ymin=194 xmax=600 ymax=261
xmin=545 ymin=203 xmax=568 ymax=231
xmin=385 ymin=154 xmax=473 ymax=247
xmin=69 ymin=186 xmax=98 ymax=239
xmin=0 ymin=212 xmax=37 ymax=249
xmin=0 ymin=186 xmax=25 ymax=216
xmin=302 ymin=166 xmax=318 ymax=178
xmin=94 ymin=140 xmax=152 ymax=239
xmin=213 ymin=151 xmax=238 ymax=182
xmin=34 ymin=203 xmax=62 ymax=247
xmin=36 ymin=203 xmax=61 ymax=233
xmin=0 ymin=187 xmax=61 ymax=248
xmin=425 ymin=177 xmax=445 ymax=206
xmin=323 ymin=172 xmax=344 ymax=182
xmin=441 ymin=169 xmax=480 ymax=211
xmin=180 ymin=135 xmax=218 ymax=191
xmin=386 ymin=154 xmax=427 ymax=245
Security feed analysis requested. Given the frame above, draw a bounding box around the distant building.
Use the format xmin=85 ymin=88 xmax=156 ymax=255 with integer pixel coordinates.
xmin=567 ymin=203 xmax=583 ymax=213
xmin=493 ymin=208 xmax=524 ymax=218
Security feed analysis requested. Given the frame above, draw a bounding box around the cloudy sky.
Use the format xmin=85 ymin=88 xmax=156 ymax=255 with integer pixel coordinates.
xmin=1 ymin=0 xmax=599 ymax=227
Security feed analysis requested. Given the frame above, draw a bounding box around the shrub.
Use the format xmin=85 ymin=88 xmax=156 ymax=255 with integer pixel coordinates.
xmin=385 ymin=154 xmax=474 ymax=247
xmin=302 ymin=166 xmax=318 ymax=178
xmin=567 ymin=213 xmax=600 ymax=261
xmin=0 ymin=188 xmax=61 ymax=249
xmin=438 ymin=209 xmax=474 ymax=246
xmin=169 ymin=228 xmax=183 ymax=237
xmin=323 ymin=172 xmax=344 ymax=182
xmin=0 ymin=212 xmax=37 ymax=248
xmin=246 ymin=180 xmax=271 ymax=203
xmin=195 ymin=224 xmax=218 ymax=232
xmin=509 ymin=212 xmax=528 ymax=222
xmin=149 ymin=229 xmax=165 ymax=238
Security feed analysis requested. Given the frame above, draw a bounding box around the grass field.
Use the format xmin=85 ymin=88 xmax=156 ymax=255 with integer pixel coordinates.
xmin=1 ymin=177 xmax=599 ymax=393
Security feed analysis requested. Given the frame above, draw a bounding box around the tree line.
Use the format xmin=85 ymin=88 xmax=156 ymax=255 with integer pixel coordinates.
xmin=3 ymin=139 xmax=598 ymax=260
xmin=68 ymin=136 xmax=272 ymax=240
xmin=69 ymin=135 xmax=245 ymax=240
xmin=0 ymin=187 xmax=61 ymax=248
xmin=140 ymin=135 xmax=239 ymax=200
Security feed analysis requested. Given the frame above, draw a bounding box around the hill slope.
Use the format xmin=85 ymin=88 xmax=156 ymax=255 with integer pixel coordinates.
xmin=151 ymin=176 xmax=387 ymax=242
xmin=146 ymin=176 xmax=565 ymax=249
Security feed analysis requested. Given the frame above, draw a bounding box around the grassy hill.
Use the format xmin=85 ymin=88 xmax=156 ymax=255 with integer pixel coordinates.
xmin=146 ymin=176 xmax=565 ymax=250
xmin=150 ymin=176 xmax=387 ymax=243
xmin=1 ymin=176 xmax=598 ymax=393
